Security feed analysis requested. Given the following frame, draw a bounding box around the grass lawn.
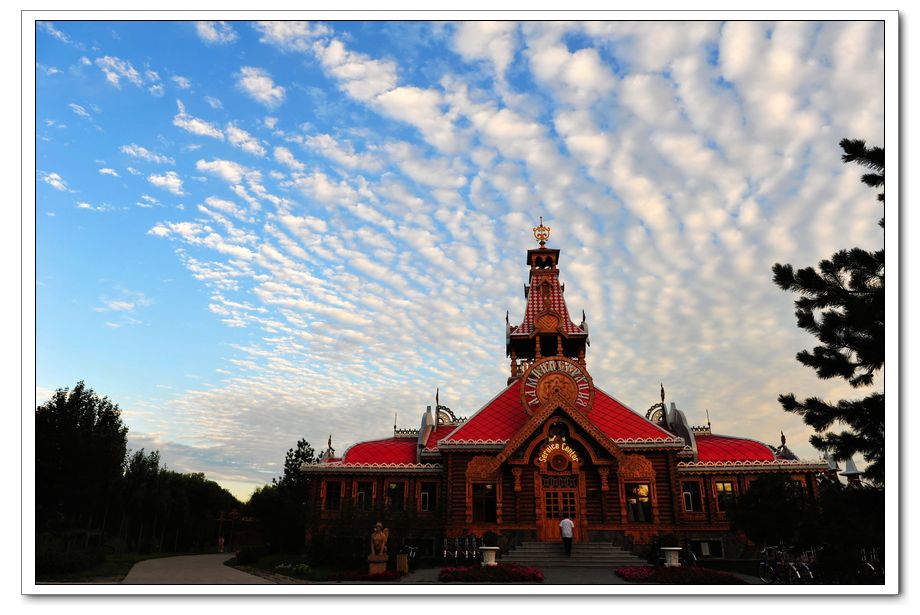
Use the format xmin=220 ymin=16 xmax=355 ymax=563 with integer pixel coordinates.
xmin=37 ymin=551 xmax=212 ymax=583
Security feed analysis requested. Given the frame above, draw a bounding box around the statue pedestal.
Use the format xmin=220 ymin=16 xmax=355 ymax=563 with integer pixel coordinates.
xmin=661 ymin=547 xmax=682 ymax=567
xmin=368 ymin=554 xmax=388 ymax=575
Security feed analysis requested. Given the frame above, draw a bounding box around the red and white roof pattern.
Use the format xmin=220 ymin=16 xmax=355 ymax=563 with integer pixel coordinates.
xmin=423 ymin=425 xmax=460 ymax=451
xmin=440 ymin=380 xmax=676 ymax=445
xmin=588 ymin=389 xmax=678 ymax=441
xmin=441 ymin=380 xmax=529 ymax=444
xmin=341 ymin=437 xmax=418 ymax=465
xmin=694 ymin=433 xmax=775 ymax=463
xmin=512 ymin=275 xmax=584 ymax=336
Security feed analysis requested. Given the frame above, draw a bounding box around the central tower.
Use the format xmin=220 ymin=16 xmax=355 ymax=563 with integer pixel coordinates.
xmin=506 ymin=218 xmax=589 ymax=383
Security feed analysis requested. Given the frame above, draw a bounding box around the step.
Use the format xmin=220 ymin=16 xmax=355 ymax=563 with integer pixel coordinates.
xmin=502 ymin=541 xmax=646 ymax=568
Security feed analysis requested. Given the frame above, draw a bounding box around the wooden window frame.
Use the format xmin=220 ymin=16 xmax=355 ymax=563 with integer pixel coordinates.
xmin=322 ymin=479 xmax=343 ymax=512
xmin=384 ymin=479 xmax=408 ymax=513
xmin=624 ymin=482 xmax=653 ymax=523
xmin=681 ymin=480 xmax=704 ymax=513
xmin=352 ymin=480 xmax=376 ymax=512
xmin=712 ymin=479 xmax=737 ymax=513
xmin=417 ymin=481 xmax=438 ymax=514
xmin=471 ymin=481 xmax=499 ymax=523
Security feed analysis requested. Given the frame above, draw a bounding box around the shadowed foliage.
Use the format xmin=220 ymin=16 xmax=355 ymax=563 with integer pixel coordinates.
xmin=772 ymin=138 xmax=884 ymax=485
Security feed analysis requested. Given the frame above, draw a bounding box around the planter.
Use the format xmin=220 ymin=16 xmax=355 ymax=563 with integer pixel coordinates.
xmin=661 ymin=547 xmax=682 ymax=567
xmin=480 ymin=546 xmax=500 ymax=567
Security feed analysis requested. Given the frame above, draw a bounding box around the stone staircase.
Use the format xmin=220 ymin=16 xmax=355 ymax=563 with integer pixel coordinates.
xmin=501 ymin=541 xmax=646 ymax=568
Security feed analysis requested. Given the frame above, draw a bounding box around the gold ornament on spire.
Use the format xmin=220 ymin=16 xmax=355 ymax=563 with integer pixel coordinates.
xmin=533 ymin=216 xmax=551 ymax=247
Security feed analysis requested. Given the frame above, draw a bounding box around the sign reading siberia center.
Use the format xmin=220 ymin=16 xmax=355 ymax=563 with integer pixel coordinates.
xmin=521 ymin=357 xmax=594 ymax=413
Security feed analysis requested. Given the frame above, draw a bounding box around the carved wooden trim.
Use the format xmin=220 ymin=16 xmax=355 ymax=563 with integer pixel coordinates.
xmin=466 ymin=455 xmax=501 ymax=480
xmin=619 ymin=454 xmax=654 ymax=478
xmin=512 ymin=467 xmax=522 ymax=492
xmin=497 ymin=391 xmax=623 ymax=465
xmin=598 ymin=467 xmax=610 ymax=492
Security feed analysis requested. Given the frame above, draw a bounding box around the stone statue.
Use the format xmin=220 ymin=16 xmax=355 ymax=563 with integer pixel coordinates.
xmin=370 ymin=522 xmax=389 ymax=557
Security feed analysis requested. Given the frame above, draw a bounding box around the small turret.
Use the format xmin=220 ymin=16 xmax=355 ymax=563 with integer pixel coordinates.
xmin=840 ymin=457 xmax=864 ymax=486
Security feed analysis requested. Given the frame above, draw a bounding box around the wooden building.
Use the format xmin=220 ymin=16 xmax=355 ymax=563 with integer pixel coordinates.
xmin=302 ymin=221 xmax=827 ymax=559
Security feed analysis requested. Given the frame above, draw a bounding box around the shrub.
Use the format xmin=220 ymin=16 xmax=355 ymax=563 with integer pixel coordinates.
xmin=482 ymin=531 xmax=500 ymax=547
xmin=235 ymin=545 xmax=271 ymax=565
xmin=439 ymin=563 xmax=544 ymax=583
xmin=616 ymin=565 xmax=745 ymax=585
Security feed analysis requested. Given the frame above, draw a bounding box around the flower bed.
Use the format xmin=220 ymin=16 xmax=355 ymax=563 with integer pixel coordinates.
xmin=616 ymin=565 xmax=745 ymax=585
xmin=439 ymin=563 xmax=544 ymax=583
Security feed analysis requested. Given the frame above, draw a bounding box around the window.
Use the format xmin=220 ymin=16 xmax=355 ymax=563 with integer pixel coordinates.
xmin=385 ymin=481 xmax=405 ymax=512
xmin=355 ymin=481 xmax=374 ymax=512
xmin=626 ymin=483 xmax=652 ymax=522
xmin=419 ymin=482 xmax=437 ymax=512
xmin=545 ymin=491 xmax=577 ymax=519
xmin=681 ymin=481 xmax=702 ymax=512
xmin=714 ymin=481 xmax=735 ymax=512
xmin=323 ymin=481 xmax=342 ymax=511
xmin=472 ymin=483 xmax=497 ymax=522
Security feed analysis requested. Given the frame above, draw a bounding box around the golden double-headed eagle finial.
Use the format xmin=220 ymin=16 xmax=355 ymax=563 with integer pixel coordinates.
xmin=533 ymin=216 xmax=551 ymax=247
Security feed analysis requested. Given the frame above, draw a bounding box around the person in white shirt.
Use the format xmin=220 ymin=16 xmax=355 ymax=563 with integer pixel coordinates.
xmin=559 ymin=515 xmax=574 ymax=557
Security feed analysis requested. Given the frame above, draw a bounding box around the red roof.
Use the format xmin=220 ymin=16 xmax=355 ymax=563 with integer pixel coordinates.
xmin=424 ymin=426 xmax=458 ymax=450
xmin=441 ymin=380 xmax=675 ymax=445
xmin=341 ymin=437 xmax=418 ymax=465
xmin=441 ymin=380 xmax=529 ymax=443
xmin=512 ymin=275 xmax=584 ymax=336
xmin=588 ymin=388 xmax=677 ymax=441
xmin=695 ymin=433 xmax=775 ymax=462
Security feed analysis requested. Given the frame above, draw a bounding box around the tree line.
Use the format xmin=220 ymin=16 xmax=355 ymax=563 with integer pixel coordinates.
xmin=36 ymin=381 xmax=240 ymax=576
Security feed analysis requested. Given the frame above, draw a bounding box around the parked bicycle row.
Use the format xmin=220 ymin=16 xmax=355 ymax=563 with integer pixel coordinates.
xmin=758 ymin=544 xmax=884 ymax=584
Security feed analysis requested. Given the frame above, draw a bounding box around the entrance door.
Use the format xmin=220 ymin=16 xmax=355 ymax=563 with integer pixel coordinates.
xmin=538 ymin=474 xmax=579 ymax=541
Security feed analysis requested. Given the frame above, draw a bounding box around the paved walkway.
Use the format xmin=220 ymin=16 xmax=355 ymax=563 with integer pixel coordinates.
xmin=398 ymin=566 xmax=630 ymax=584
xmin=121 ymin=553 xmax=274 ymax=585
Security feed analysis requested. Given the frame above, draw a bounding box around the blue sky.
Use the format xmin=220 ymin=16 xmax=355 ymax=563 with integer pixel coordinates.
xmin=35 ymin=20 xmax=885 ymax=500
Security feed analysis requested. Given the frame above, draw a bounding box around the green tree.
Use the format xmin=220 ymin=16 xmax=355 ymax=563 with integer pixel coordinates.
xmin=727 ymin=475 xmax=818 ymax=546
xmin=772 ymin=138 xmax=885 ymax=485
xmin=36 ymin=381 xmax=128 ymax=531
xmin=275 ymin=438 xmax=316 ymax=489
xmin=246 ymin=439 xmax=316 ymax=552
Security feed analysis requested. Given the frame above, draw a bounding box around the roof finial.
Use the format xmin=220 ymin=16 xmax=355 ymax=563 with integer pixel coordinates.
xmin=780 ymin=430 xmax=786 ymax=447
xmin=705 ymin=408 xmax=711 ymax=429
xmin=533 ymin=216 xmax=551 ymax=247
xmin=660 ymin=383 xmax=665 ymax=405
xmin=436 ymin=387 xmax=440 ymax=408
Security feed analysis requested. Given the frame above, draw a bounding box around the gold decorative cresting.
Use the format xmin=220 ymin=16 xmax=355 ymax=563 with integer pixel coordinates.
xmin=533 ymin=216 xmax=551 ymax=247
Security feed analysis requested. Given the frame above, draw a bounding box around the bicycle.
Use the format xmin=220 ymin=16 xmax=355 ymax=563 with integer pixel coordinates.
xmin=758 ymin=545 xmax=801 ymax=584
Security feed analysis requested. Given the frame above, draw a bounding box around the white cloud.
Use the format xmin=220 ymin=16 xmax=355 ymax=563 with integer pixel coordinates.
xmin=453 ymin=21 xmax=519 ymax=78
xmin=95 ymin=56 xmax=143 ymax=89
xmin=226 ymin=124 xmax=266 ymax=157
xmin=195 ymin=21 xmax=238 ymax=45
xmin=148 ymin=171 xmax=185 ymax=195
xmin=313 ymin=39 xmax=398 ymax=102
xmin=173 ymin=100 xmax=224 ymax=139
xmin=37 ymin=63 xmax=61 ymax=76
xmin=237 ymin=67 xmax=285 ymax=108
xmin=196 ymin=159 xmax=249 ymax=184
xmin=38 ymin=22 xmax=73 ymax=45
xmin=68 ymin=103 xmax=90 ymax=118
xmin=273 ymin=146 xmax=305 ymax=171
xmin=40 ymin=171 xmax=68 ymax=191
xmin=172 ymin=75 xmax=192 ymax=89
xmin=98 ymin=168 xmax=119 ymax=177
xmin=304 ymin=134 xmax=381 ymax=171
xmin=253 ymin=21 xmax=330 ymax=51
xmin=205 ymin=96 xmax=223 ymax=109
xmin=120 ymin=143 xmax=174 ymax=164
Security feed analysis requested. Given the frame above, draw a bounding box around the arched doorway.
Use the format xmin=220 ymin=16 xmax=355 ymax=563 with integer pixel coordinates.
xmin=533 ymin=422 xmax=586 ymax=542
